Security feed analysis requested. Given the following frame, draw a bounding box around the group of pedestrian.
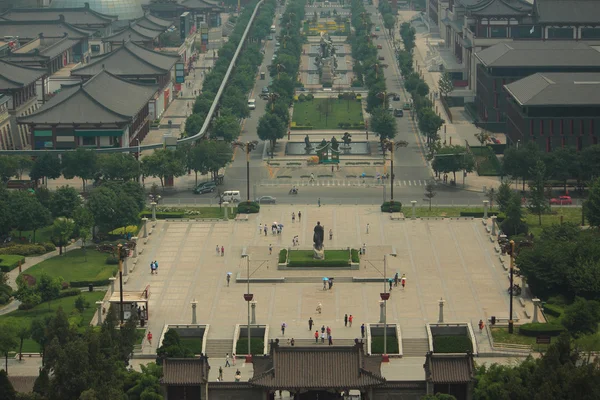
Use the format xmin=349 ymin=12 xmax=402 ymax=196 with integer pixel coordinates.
xmin=292 ymin=235 xmax=299 ymax=246
xmin=313 ymin=325 xmax=334 ymax=345
xmin=322 ymin=277 xmax=334 ymax=290
xmin=150 ymin=260 xmax=159 ymax=275
xmin=360 ymin=243 xmax=366 ymax=255
xmin=388 ymin=273 xmax=407 ymax=291
xmin=224 ymin=352 xmax=236 ymax=367
xmin=291 ymin=211 xmax=302 ymax=222
xmin=215 ymin=245 xmax=225 ymax=257
xmin=343 ymin=314 xmax=354 ymax=327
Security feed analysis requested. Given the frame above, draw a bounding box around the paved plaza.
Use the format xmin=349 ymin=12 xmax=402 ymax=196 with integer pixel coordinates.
xmin=125 ymin=206 xmax=530 ymax=355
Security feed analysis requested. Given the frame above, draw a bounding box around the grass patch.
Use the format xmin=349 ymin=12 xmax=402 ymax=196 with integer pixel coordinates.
xmin=292 ymin=98 xmax=364 ymax=129
xmin=10 ymin=225 xmax=54 ymax=244
xmin=24 ymin=248 xmax=117 ymax=287
xmin=0 ymin=255 xmax=25 ymax=272
xmin=491 ymin=327 xmax=553 ymax=348
xmin=236 ymin=337 xmax=264 ymax=355
xmin=287 ymin=249 xmax=351 ymax=268
xmin=180 ymin=337 xmax=204 ymax=354
xmin=432 ymin=335 xmax=473 ymax=353
xmin=525 ymin=207 xmax=582 ymax=237
xmin=0 ymin=291 xmax=106 ymax=352
xmin=470 ymin=146 xmax=502 ymax=176
xmin=279 ymin=249 xmax=287 ymax=263
xmin=371 ymin=335 xmax=399 ymax=354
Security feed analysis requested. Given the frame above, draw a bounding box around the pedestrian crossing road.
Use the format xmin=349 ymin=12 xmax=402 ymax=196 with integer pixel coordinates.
xmin=260 ymin=179 xmax=433 ymax=187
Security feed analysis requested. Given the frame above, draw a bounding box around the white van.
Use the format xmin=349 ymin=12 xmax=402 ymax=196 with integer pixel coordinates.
xmin=248 ymin=99 xmax=256 ymax=110
xmin=222 ymin=190 xmax=241 ymax=203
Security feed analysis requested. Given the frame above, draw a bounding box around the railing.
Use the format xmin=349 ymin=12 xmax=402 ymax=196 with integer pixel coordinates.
xmin=0 ymin=0 xmax=266 ymax=156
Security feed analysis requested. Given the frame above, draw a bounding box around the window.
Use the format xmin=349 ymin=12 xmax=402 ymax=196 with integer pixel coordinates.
xmin=81 ymin=136 xmax=95 ymax=146
xmin=560 ymin=119 xmax=564 ymax=135
xmin=91 ymin=44 xmax=101 ymax=53
xmin=548 ymin=27 xmax=574 ymax=39
xmin=511 ymin=25 xmax=540 ymax=38
xmin=490 ymin=26 xmax=507 ymax=38
xmin=540 ymin=120 xmax=544 ymax=135
xmin=546 ymin=137 xmax=551 ymax=152
xmin=581 ymin=28 xmax=600 ymax=39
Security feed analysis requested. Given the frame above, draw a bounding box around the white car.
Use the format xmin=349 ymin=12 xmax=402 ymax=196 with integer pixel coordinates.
xmin=248 ymin=99 xmax=256 ymax=110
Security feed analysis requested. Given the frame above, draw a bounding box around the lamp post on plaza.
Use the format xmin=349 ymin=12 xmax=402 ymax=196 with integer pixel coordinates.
xmin=508 ymin=240 xmax=515 ymax=334
xmin=382 ymin=139 xmax=408 ymax=209
xmin=242 ymin=254 xmax=253 ymax=362
xmin=232 ymin=140 xmax=258 ymax=202
xmin=367 ymin=254 xmax=396 ymax=362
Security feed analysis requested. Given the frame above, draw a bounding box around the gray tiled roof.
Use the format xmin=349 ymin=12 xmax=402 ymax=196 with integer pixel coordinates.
xmin=474 ymin=41 xmax=600 ymax=67
xmin=10 ymin=37 xmax=80 ymax=60
xmin=103 ymin=23 xmax=161 ymax=41
xmin=0 ymin=59 xmax=45 ymax=90
xmin=424 ymin=353 xmax=475 ymax=384
xmin=536 ymin=0 xmax=600 ymax=24
xmin=143 ymin=13 xmax=174 ymax=28
xmin=0 ymin=6 xmax=117 ymax=25
xmin=468 ymin=0 xmax=532 ymax=16
xmin=19 ymin=69 xmax=157 ymax=124
xmin=161 ymin=358 xmax=209 ymax=385
xmin=71 ymin=40 xmax=179 ymax=76
xmin=249 ymin=343 xmax=386 ymax=389
xmin=0 ymin=19 xmax=91 ymax=40
xmin=505 ymin=72 xmax=600 ymax=106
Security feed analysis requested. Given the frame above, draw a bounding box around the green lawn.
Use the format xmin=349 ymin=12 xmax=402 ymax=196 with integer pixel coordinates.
xmin=491 ymin=327 xmax=552 ymax=349
xmin=180 ymin=337 xmax=204 ymax=354
xmin=292 ymin=98 xmax=364 ymax=129
xmin=432 ymin=335 xmax=473 ymax=353
xmin=236 ymin=337 xmax=265 ymax=355
xmin=24 ymin=248 xmax=117 ymax=286
xmin=0 ymin=291 xmax=105 ymax=353
xmin=287 ymin=249 xmax=352 ymax=268
xmin=371 ymin=336 xmax=399 ymax=354
xmin=470 ymin=146 xmax=502 ymax=176
xmin=10 ymin=225 xmax=54 ymax=244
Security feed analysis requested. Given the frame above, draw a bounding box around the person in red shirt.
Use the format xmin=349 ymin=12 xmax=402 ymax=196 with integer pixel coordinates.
xmin=147 ymin=331 xmax=153 ymax=345
xmin=314 ymin=330 xmax=319 ymax=344
xmin=348 ymin=315 xmax=353 ymax=327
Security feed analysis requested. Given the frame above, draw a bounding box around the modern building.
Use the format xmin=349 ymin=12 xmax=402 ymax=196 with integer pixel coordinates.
xmin=0 ymin=59 xmax=45 ymax=149
xmin=143 ymin=0 xmax=223 ymax=27
xmin=50 ymin=0 xmax=145 ymax=21
xmin=435 ymin=0 xmax=600 ymax=96
xmin=474 ymin=41 xmax=600 ymax=132
xmin=504 ymin=72 xmax=600 ymax=152
xmin=160 ymin=342 xmax=477 ymax=400
xmin=18 ymin=69 xmax=157 ymax=150
xmin=71 ymin=39 xmax=179 ymax=120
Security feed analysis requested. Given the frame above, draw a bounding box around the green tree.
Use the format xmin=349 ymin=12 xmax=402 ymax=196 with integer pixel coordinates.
xmin=184 ymin=113 xmax=204 ymax=137
xmin=383 ymin=13 xmax=395 ymax=36
xmin=257 ymin=113 xmax=286 ymax=155
xmin=13 ymin=155 xmax=34 ymax=180
xmin=155 ymin=330 xmax=193 ymax=365
xmin=0 ymin=155 xmax=18 ymax=182
xmin=527 ymin=159 xmax=549 ymax=225
xmin=37 ymin=273 xmax=61 ymax=306
xmin=496 ymin=181 xmax=513 ymax=213
xmin=370 ymin=108 xmax=397 ymax=142
xmin=212 ymin=113 xmax=240 ymax=142
xmin=61 ymin=148 xmax=97 ymax=191
xmin=421 ymin=394 xmax=457 ymax=400
xmin=0 ymin=323 xmax=17 ymax=372
xmin=0 ymin=189 xmax=13 ymax=237
xmin=424 ymin=182 xmax=436 ymax=210
xmin=562 ymin=297 xmax=600 ymax=338
xmin=584 ymin=177 xmax=600 ymax=228
xmin=418 ymin=109 xmax=444 ymax=147
xmin=14 ymin=321 xmax=30 ymax=361
xmin=33 ymin=367 xmax=50 ymax=397
xmin=96 ymin=153 xmax=141 ymax=181
xmin=0 ymin=369 xmax=16 ymax=400
xmin=438 ymin=72 xmax=454 ymax=98
xmin=500 ymin=192 xmax=528 ymax=237
xmin=50 ymin=186 xmax=82 ymax=218
xmin=474 ymin=131 xmax=490 ymax=146
xmin=415 ymin=81 xmax=429 ymax=97
xmin=86 ymin=185 xmax=140 ymax=233
xmin=141 ymin=149 xmax=186 ymax=189
xmin=126 ymin=363 xmax=164 ymax=400
xmin=502 ymin=143 xmax=539 ymax=190
xmin=9 ymin=191 xmax=52 ymax=241
xmin=51 ymin=217 xmax=75 ymax=255
xmin=29 ymin=153 xmax=61 ymax=184
xmin=73 ymin=207 xmax=94 ymax=260
xmin=546 ymin=147 xmax=579 ymax=193
xmin=580 ymin=144 xmax=600 ymax=181
xmin=432 ymin=145 xmax=474 ymax=183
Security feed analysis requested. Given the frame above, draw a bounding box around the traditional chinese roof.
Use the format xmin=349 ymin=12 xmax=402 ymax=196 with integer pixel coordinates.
xmin=18 ymin=69 xmax=157 ymax=125
xmin=534 ymin=0 xmax=600 ymax=24
xmin=0 ymin=59 xmax=45 ymax=90
xmin=0 ymin=18 xmax=91 ymax=40
xmin=102 ymin=22 xmax=161 ymax=42
xmin=0 ymin=4 xmax=117 ymax=26
xmin=468 ymin=0 xmax=532 ymax=16
xmin=474 ymin=41 xmax=600 ymax=67
xmin=423 ymin=352 xmax=475 ymax=384
xmin=249 ymin=341 xmax=386 ymax=390
xmin=161 ymin=357 xmax=209 ymax=386
xmin=504 ymin=72 xmax=600 ymax=106
xmin=71 ymin=39 xmax=179 ymax=77
xmin=10 ymin=36 xmax=81 ymax=60
xmin=135 ymin=13 xmax=174 ymax=30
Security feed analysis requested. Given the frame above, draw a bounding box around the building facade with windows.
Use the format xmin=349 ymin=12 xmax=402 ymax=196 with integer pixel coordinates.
xmin=504 ymin=72 xmax=600 ymax=152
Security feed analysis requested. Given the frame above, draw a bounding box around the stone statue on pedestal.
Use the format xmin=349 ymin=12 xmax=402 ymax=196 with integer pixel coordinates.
xmin=313 ymin=221 xmax=325 ymax=259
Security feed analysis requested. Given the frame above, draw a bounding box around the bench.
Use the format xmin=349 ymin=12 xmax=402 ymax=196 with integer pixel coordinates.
xmin=519 ymin=298 xmax=526 ymax=307
xmin=391 ymin=247 xmax=397 ymax=257
xmin=143 ymin=239 xmax=148 ymax=245
xmin=148 ymin=229 xmax=153 ymax=235
xmin=389 ymin=213 xmax=404 ymax=220
xmin=494 ymin=244 xmax=501 ymax=253
xmin=138 ymin=248 xmax=144 ymax=255
xmin=523 ymin=309 xmax=531 ymax=318
xmin=241 ymin=247 xmax=248 ymax=258
xmin=235 ymin=214 xmax=249 ymax=221
xmin=489 ymin=236 xmax=495 ymax=242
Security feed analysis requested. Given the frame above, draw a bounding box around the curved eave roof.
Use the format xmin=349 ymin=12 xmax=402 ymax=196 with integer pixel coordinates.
xmin=0 ymin=59 xmax=46 ymax=89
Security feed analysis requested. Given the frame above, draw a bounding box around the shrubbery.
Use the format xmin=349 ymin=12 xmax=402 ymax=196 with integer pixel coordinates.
xmin=433 ymin=335 xmax=473 ymax=353
xmin=519 ymin=323 xmax=565 ymax=337
xmin=0 ymin=255 xmax=25 ymax=272
xmin=279 ymin=249 xmax=287 ymax=263
xmin=381 ymin=201 xmax=402 ymax=213
xmin=0 ymin=244 xmax=48 ymax=256
xmin=238 ymin=202 xmax=260 ymax=214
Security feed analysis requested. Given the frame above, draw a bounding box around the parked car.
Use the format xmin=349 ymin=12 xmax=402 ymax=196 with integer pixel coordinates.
xmin=378 ymin=55 xmax=385 ymax=61
xmin=492 ymin=137 xmax=501 ymax=144
xmin=550 ymin=195 xmax=572 ymax=205
xmin=394 ymin=109 xmax=404 ymax=117
xmin=402 ymin=102 xmax=411 ymax=110
xmin=393 ymin=95 xmax=400 ymax=101
xmin=248 ymin=99 xmax=256 ymax=110
xmin=256 ymin=196 xmax=277 ymax=204
xmin=377 ymin=44 xmax=382 ymax=49
xmin=262 ymin=87 xmax=269 ymax=94
xmin=375 ymin=26 xmax=380 ymax=31
xmin=193 ymin=181 xmax=216 ymax=194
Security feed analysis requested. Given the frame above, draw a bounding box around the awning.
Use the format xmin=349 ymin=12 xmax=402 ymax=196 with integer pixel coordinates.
xmin=75 ymin=130 xmax=123 ymax=137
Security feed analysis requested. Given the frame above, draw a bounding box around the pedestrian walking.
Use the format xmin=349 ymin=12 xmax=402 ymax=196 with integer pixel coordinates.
xmin=344 ymin=314 xmax=348 ymax=327
xmin=147 ymin=331 xmax=153 ymax=345
xmin=154 ymin=260 xmax=159 ymax=274
xmin=298 ymin=211 xmax=302 ymax=222
xmin=150 ymin=261 xmax=155 ymax=275
xmin=349 ymin=315 xmax=353 ymax=327
xmin=321 ymin=325 xmax=325 ymax=334
xmin=264 ymin=224 xmax=268 ymax=236
xmin=309 ymin=317 xmax=313 ymax=331
xmin=316 ymin=302 xmax=322 ymax=314
xmin=362 ymin=244 xmax=366 ymax=255
xmin=216 ymin=245 xmax=220 ymax=256
xmin=326 ymin=326 xmax=331 ymax=336
xmin=219 ymin=366 xmax=223 ymax=380
xmin=232 ymin=353 xmax=236 ymax=365
xmin=292 ymin=212 xmax=296 ymax=223
xmin=361 ymin=323 xmax=365 ymax=338
xmin=328 ymin=335 xmax=333 ymax=346
xmin=310 ymin=173 xmax=315 ymax=182
xmin=225 ymin=353 xmax=231 ymax=367
xmin=394 ymin=272 xmax=399 ymax=287
xmin=329 ymin=229 xmax=333 ymax=240
xmin=318 ymin=198 xmax=321 ymax=207
xmin=315 ymin=330 xmax=319 ymax=343
xmin=221 ymin=245 xmax=225 ymax=256
xmin=366 ymin=223 xmax=370 ymax=234
xmin=269 ymin=244 xmax=273 ymax=255
xmin=323 ymin=280 xmax=327 ymax=290
xmin=281 ymin=322 xmax=286 ymax=336
xmin=290 ymin=338 xmax=295 ymax=346
xmin=401 ymin=274 xmax=406 ymax=289
xmin=478 ymin=319 xmax=485 ymax=333
xmin=226 ymin=273 xmax=231 ymax=287
xmin=389 ymin=279 xmax=393 ymax=291
xmin=258 ymin=223 xmax=262 ymax=233
xmin=321 ymin=331 xmax=325 ymax=343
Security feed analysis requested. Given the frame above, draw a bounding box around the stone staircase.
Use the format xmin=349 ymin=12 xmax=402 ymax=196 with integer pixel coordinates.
xmin=270 ymin=338 xmax=358 ymax=349
xmin=205 ymin=338 xmax=234 ymax=358
xmin=402 ymin=338 xmax=430 ymax=357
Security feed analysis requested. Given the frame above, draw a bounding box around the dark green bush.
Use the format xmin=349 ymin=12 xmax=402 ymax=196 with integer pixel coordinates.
xmin=105 ymin=256 xmax=119 ymax=265
xmin=238 ymin=202 xmax=260 ymax=214
xmin=298 ymin=94 xmax=306 ymax=102
xmin=235 ymin=337 xmax=264 ymax=355
xmin=381 ymin=201 xmax=402 ymax=213
xmin=306 ymin=93 xmax=314 ymax=101
xmin=519 ymin=323 xmax=565 ymax=337
xmin=371 ymin=336 xmax=399 ymax=354
xmin=351 ymin=249 xmax=359 ymax=263
xmin=543 ymin=303 xmax=563 ymax=318
xmin=139 ymin=211 xmax=185 ymax=219
xmin=433 ymin=335 xmax=473 ymax=353
xmin=287 ymin=260 xmax=349 ymax=268
xmin=59 ymin=288 xmax=82 ymax=298
xmin=0 ymin=293 xmax=10 ymax=305
xmin=0 ymin=244 xmax=47 ymax=256
xmin=42 ymin=242 xmax=57 ymax=252
xmin=0 ymin=255 xmax=25 ymax=272
xmin=279 ymin=249 xmax=287 ymax=263
xmin=459 ymin=211 xmax=501 ymax=218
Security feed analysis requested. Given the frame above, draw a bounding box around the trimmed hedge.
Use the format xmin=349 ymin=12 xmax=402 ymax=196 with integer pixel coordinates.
xmin=0 ymin=255 xmax=25 ymax=272
xmin=371 ymin=335 xmax=399 ymax=354
xmin=279 ymin=249 xmax=287 ymax=264
xmin=459 ymin=211 xmax=501 ymax=218
xmin=59 ymin=288 xmax=82 ymax=298
xmin=287 ymin=260 xmax=349 ymax=268
xmin=238 ymin=202 xmax=260 ymax=214
xmin=519 ymin=323 xmax=565 ymax=337
xmin=351 ymin=249 xmax=359 ymax=263
xmin=433 ymin=335 xmax=473 ymax=353
xmin=70 ymin=278 xmax=113 ymax=288
xmin=139 ymin=211 xmax=185 ymax=219
xmin=236 ymin=337 xmax=264 ymax=355
xmin=381 ymin=201 xmax=402 ymax=213
xmin=543 ymin=303 xmax=563 ymax=318
xmin=0 ymin=244 xmax=48 ymax=256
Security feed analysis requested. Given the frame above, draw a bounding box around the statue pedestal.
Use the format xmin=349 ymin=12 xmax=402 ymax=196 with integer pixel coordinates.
xmin=313 ymin=247 xmax=325 ymax=260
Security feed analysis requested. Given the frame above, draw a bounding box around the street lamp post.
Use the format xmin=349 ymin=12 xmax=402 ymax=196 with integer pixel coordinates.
xmin=382 ymin=139 xmax=408 ymax=208
xmin=508 ymin=240 xmax=515 ymax=334
xmin=243 ymin=255 xmax=253 ymax=362
xmin=380 ymin=254 xmax=390 ymax=362
xmin=117 ymin=244 xmax=127 ymax=325
xmin=233 ymin=141 xmax=258 ymax=202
